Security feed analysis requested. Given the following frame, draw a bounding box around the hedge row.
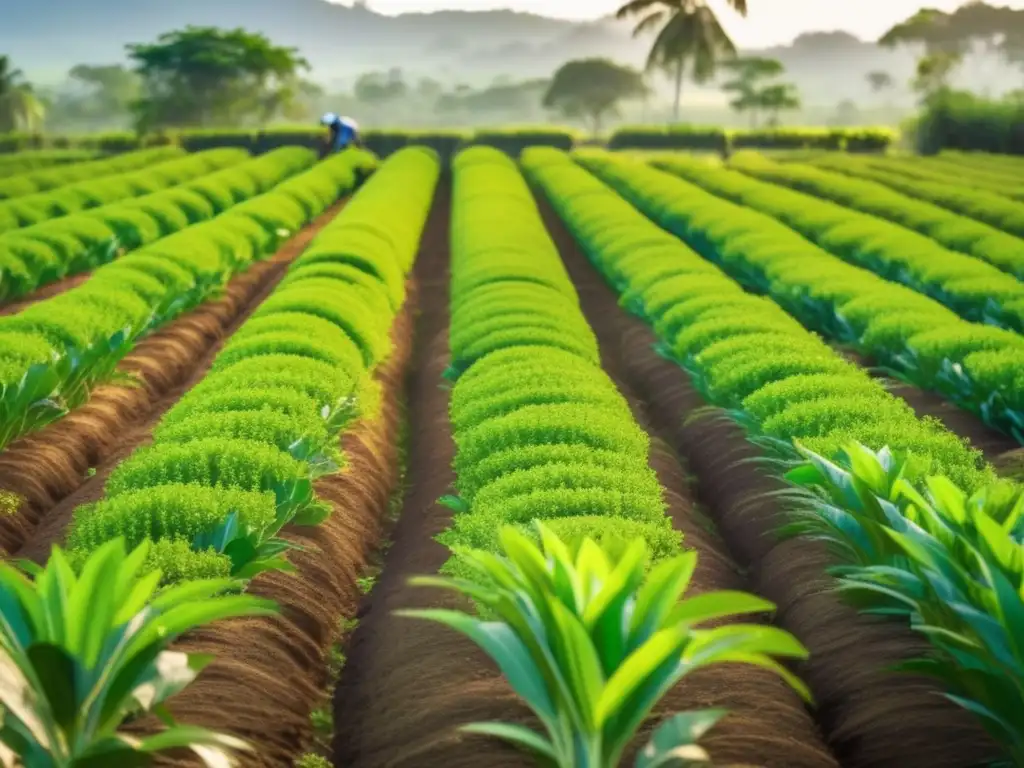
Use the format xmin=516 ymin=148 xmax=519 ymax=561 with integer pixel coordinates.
xmin=440 ymin=145 xmax=679 ymax=571
xmin=522 ymin=147 xmax=1024 ymax=760
xmin=727 ymin=151 xmax=1024 ymax=278
xmin=0 ymin=148 xmax=377 ymax=452
xmin=573 ymin=151 xmax=1024 ymax=444
xmin=0 ymin=149 xmax=100 ymax=175
xmin=606 ymin=126 xmax=897 ymax=153
xmin=0 ymin=127 xmax=581 ymax=160
xmin=0 ymin=148 xmax=248 ymax=235
xmin=0 ymin=147 xmax=315 ymax=304
xmin=523 ymin=147 xmax=994 ymax=491
xmin=63 ymin=146 xmax=439 ymax=582
xmin=648 ymin=153 xmax=1024 ymax=333
xmin=803 ymin=153 xmax=1024 ymax=238
xmin=0 ymin=147 xmax=185 ymax=200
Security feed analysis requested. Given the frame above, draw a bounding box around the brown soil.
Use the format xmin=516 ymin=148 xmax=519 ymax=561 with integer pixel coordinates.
xmin=0 ymin=272 xmax=92 ymax=315
xmin=147 ymin=280 xmax=416 ymax=768
xmin=535 ymin=192 xmax=1000 ymax=768
xmin=3 ymin=202 xmax=346 ymax=559
xmin=331 ymin=178 xmax=536 ymax=768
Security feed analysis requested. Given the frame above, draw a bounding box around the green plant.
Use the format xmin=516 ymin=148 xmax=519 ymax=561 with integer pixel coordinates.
xmin=400 ymin=522 xmax=810 ymax=767
xmin=784 ymin=441 xmax=1024 ymax=765
xmin=0 ymin=537 xmax=277 ymax=766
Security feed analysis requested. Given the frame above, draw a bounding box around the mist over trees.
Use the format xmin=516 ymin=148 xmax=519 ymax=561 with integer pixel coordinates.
xmin=4 ymin=0 xmax=1024 ymax=134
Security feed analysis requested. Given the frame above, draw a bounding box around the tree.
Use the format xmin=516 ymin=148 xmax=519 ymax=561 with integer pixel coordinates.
xmin=866 ymin=70 xmax=893 ymax=93
xmin=721 ymin=56 xmax=799 ymax=128
xmin=542 ymin=58 xmax=647 ymax=134
xmin=68 ymin=64 xmax=139 ymax=116
xmin=127 ymin=26 xmax=310 ymax=129
xmin=912 ymin=49 xmax=964 ymax=101
xmin=0 ymin=56 xmax=45 ymax=132
xmin=759 ymin=83 xmax=800 ymax=126
xmin=615 ymin=0 xmax=747 ymax=123
xmin=829 ymin=98 xmax=862 ymax=127
xmin=354 ymin=68 xmax=407 ymax=105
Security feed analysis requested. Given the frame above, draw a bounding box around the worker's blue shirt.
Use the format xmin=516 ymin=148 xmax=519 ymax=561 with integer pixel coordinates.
xmin=331 ymin=120 xmax=358 ymax=149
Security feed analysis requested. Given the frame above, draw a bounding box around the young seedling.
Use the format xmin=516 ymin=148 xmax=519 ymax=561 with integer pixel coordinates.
xmin=399 ymin=522 xmax=810 ymax=767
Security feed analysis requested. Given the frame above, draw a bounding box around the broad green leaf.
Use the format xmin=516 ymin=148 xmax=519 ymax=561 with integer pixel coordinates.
xmin=460 ymin=722 xmax=559 ymax=762
xmin=636 ymin=710 xmax=727 ymax=768
xmin=597 ymin=627 xmax=688 ymax=726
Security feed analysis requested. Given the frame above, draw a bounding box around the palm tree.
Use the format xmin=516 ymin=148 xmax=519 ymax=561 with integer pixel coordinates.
xmin=0 ymin=56 xmax=45 ymax=132
xmin=616 ymin=0 xmax=747 ymax=122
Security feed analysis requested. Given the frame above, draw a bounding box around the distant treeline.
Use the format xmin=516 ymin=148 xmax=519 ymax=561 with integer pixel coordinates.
xmin=0 ymin=125 xmax=898 ymax=158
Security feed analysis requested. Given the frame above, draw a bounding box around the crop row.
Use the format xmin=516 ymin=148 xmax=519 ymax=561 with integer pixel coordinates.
xmin=725 ymin=151 xmax=1024 ymax=278
xmin=0 ymin=149 xmax=99 ymax=175
xmin=441 ymin=146 xmax=679 ymax=567
xmin=0 ymin=147 xmax=183 ymax=200
xmin=0 ymin=148 xmax=376 ymax=452
xmin=648 ymin=153 xmax=1024 ymax=334
xmin=63 ymin=146 xmax=438 ymax=584
xmin=521 ymin=146 xmax=1024 ymax=758
xmin=801 ymin=153 xmax=1024 ymax=238
xmin=0 ymin=148 xmax=248 ymax=235
xmin=815 ymin=154 xmax=1024 ymax=202
xmin=577 ymin=151 xmax=1024 ymax=444
xmin=0 ymin=147 xmax=317 ymax=305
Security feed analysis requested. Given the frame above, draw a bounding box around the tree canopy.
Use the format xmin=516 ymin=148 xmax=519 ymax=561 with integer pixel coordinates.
xmin=721 ymin=56 xmax=800 ymax=127
xmin=542 ymin=58 xmax=647 ymax=134
xmin=0 ymin=56 xmax=44 ymax=132
xmin=127 ymin=26 xmax=310 ymax=129
xmin=616 ymin=0 xmax=745 ymax=122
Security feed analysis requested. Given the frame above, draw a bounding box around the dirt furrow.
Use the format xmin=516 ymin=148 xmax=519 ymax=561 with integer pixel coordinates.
xmin=146 ymin=279 xmax=417 ymax=768
xmin=0 ymin=272 xmax=92 ymax=316
xmin=6 ymin=202 xmax=346 ymax=560
xmin=535 ymin=191 xmax=999 ymax=768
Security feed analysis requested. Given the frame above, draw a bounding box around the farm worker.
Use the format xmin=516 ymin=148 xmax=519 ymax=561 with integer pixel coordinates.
xmin=320 ymin=113 xmax=361 ymax=153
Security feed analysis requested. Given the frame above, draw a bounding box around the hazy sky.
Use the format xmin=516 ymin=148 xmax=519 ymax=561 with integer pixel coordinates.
xmin=334 ymin=0 xmax=1024 ymax=45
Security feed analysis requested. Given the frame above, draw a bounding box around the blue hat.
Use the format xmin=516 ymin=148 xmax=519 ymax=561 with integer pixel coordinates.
xmin=320 ymin=113 xmax=338 ymax=125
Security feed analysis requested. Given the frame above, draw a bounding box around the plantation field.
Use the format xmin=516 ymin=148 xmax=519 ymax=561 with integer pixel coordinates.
xmin=0 ymin=143 xmax=1022 ymax=767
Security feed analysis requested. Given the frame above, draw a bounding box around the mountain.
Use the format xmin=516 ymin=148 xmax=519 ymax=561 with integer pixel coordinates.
xmin=4 ymin=0 xmax=1018 ymax=106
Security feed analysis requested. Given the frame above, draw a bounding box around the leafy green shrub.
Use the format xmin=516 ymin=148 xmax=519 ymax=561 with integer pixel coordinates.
xmin=523 ymin=145 xmax=1021 ymax=752
xmin=572 ymin=150 xmax=1024 ymax=444
xmin=64 ymin=147 xmax=441 ymax=586
xmin=0 ymin=148 xmax=374 ymax=452
xmin=403 ymin=523 xmax=810 ymax=767
xmin=727 ymin=151 xmax=1024 ymax=277
xmin=0 ymin=146 xmax=184 ymax=200
xmin=0 ymin=537 xmax=275 ymax=765
xmin=645 ymin=153 xmax=1024 ymax=331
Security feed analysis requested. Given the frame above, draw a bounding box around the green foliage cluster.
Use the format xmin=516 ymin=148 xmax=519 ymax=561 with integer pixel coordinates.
xmin=0 ymin=537 xmax=275 ymax=765
xmin=523 ymin=147 xmax=1024 ymax=756
xmin=0 ymin=146 xmax=182 ymax=200
xmin=0 ymin=127 xmax=582 ymax=162
xmin=521 ymin=148 xmax=994 ymax=492
xmin=430 ymin=145 xmax=813 ymax=765
xmin=607 ymin=126 xmax=897 ymax=152
xmin=727 ymin=151 xmax=1024 ymax=277
xmin=64 ymin=146 xmax=440 ymax=585
xmin=648 ymin=153 xmax=1024 ymax=333
xmin=0 ymin=148 xmax=247 ymax=235
xmin=0 ymin=147 xmax=375 ymax=454
xmin=0 ymin=148 xmax=99 ymax=175
xmin=577 ymin=151 xmax=1024 ymax=445
xmin=799 ymin=152 xmax=1024 ymax=203
xmin=800 ymin=152 xmax=1024 ymax=238
xmin=0 ymin=147 xmax=312 ymax=305
xmin=443 ymin=145 xmax=678 ymax=570
xmin=786 ymin=442 xmax=1024 ymax=765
